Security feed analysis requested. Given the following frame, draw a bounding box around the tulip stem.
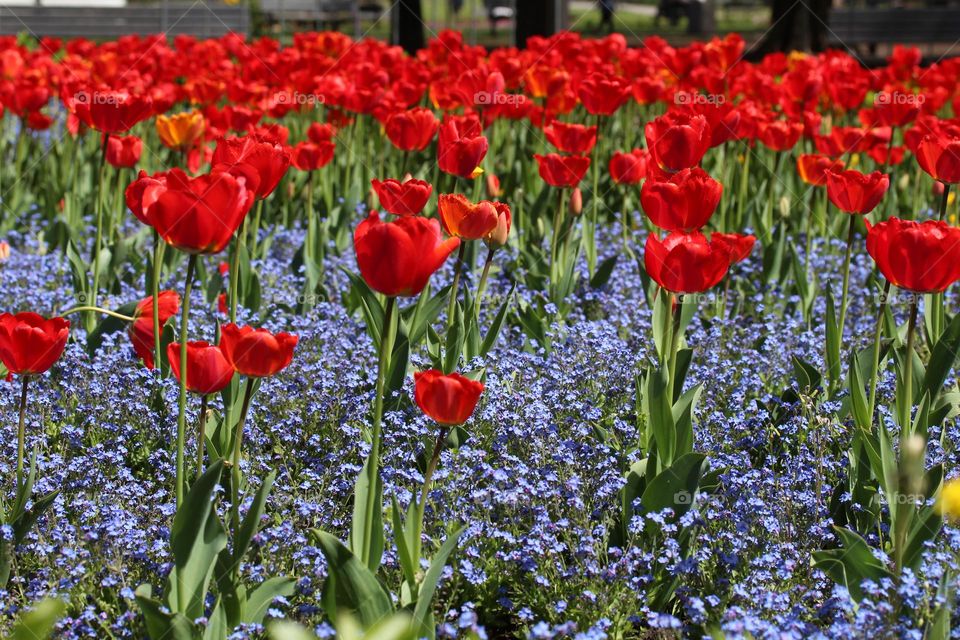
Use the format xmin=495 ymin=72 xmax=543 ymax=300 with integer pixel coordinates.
xmin=58 ymin=306 xmax=134 ymax=322
xmin=152 ymin=231 xmax=164 ymax=376
xmin=358 ymin=295 xmax=396 ymax=567
xmin=473 ymin=245 xmax=495 ymax=322
xmin=938 ymin=183 xmax=951 ymax=222
xmin=231 ymin=376 xmax=256 ymax=542
xmin=15 ymin=376 xmax=29 ymax=492
xmin=249 ymin=198 xmax=265 ymax=257
xmin=446 ymin=243 xmax=467 ymax=333
xmin=418 ymin=424 xmax=451 ymax=514
xmin=667 ymin=293 xmax=683 ymax=403
xmin=868 ymin=280 xmax=892 ymax=422
xmin=175 ymin=254 xmax=197 ymax=509
xmin=837 ymin=214 xmax=856 ymax=357
xmin=89 ymin=134 xmax=110 ymax=331
xmin=196 ymin=394 xmax=209 ymax=479
xmin=902 ymin=296 xmax=919 ymax=432
xmin=230 ymin=218 xmax=246 ymax=323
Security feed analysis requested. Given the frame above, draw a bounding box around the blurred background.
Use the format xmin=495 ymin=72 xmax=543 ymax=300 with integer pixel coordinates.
xmin=0 ymin=0 xmax=958 ymax=62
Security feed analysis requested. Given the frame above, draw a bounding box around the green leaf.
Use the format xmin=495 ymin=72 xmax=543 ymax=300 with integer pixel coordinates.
xmin=812 ymin=526 xmax=893 ymax=601
xmin=922 ymin=309 xmax=960 ymax=401
xmin=390 ymin=495 xmax=417 ymax=587
xmin=412 ymin=527 xmax=465 ymax=635
xmin=243 ymin=576 xmax=297 ymax=625
xmin=166 ymin=461 xmax=228 ymax=620
xmin=589 ymin=254 xmax=618 ymax=289
xmin=645 ymin=366 xmax=675 ymax=469
xmin=313 ymin=530 xmax=394 ymax=629
xmin=235 ymin=470 xmax=277 ymax=566
xmin=11 ymin=598 xmax=65 ymax=640
xmin=442 ymin=301 xmax=463 ymax=375
xmin=135 ymin=585 xmax=199 ymax=640
xmin=825 ymin=290 xmax=841 ymax=386
xmin=792 ymin=356 xmax=822 ymax=394
xmin=480 ymin=284 xmax=515 ymax=356
xmin=640 ymin=452 xmax=706 ymax=519
xmin=349 ymin=455 xmax=385 ymax=574
xmin=268 ymin=621 xmax=319 ymax=640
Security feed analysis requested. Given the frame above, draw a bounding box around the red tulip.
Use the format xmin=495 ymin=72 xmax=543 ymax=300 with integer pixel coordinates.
xmin=824 ymin=169 xmax=889 ymax=214
xmin=105 ymin=135 xmax=142 ymax=168
xmin=796 ymin=154 xmax=844 ymax=186
xmin=136 ymin=168 xmax=253 ymax=254
xmin=307 ymin=122 xmax=337 ymax=144
xmin=437 ymin=117 xmax=488 ymax=179
xmin=371 ymin=178 xmax=433 ymax=216
xmin=0 ymin=312 xmax=69 ymax=377
xmin=291 ymin=141 xmax=335 ymax=171
xmin=354 ymin=212 xmax=459 ymax=297
xmin=640 ymin=167 xmax=722 ymax=232
xmin=487 ymin=202 xmax=512 ymax=246
xmin=129 ymin=291 xmax=180 ymax=370
xmin=645 ymin=112 xmax=711 ymax=172
xmin=125 ymin=170 xmax=169 ymax=225
xmin=577 ymin=73 xmax=630 ymax=116
xmin=712 ymin=232 xmax=757 ymax=265
xmin=212 ymin=136 xmax=291 ymax=199
xmin=166 ymin=340 xmax=234 ymax=394
xmin=609 ymin=149 xmax=649 ymax=185
xmin=758 ymin=119 xmax=803 ymax=151
xmin=219 ymin=324 xmax=298 ymax=378
xmin=543 ymin=120 xmax=597 ymax=155
xmin=534 ymin=153 xmax=591 ymax=188
xmin=873 ymin=89 xmax=921 ymax=127
xmin=438 ymin=193 xmax=501 ymax=240
xmin=911 ymin=134 xmax=960 ymax=184
xmin=414 ymin=369 xmax=484 ymax=425
xmin=385 ymin=107 xmax=439 ymax=152
xmin=72 ymin=88 xmax=153 ymax=134
xmin=867 ymin=218 xmax=960 ymax=293
xmin=644 ymin=231 xmax=731 ymax=293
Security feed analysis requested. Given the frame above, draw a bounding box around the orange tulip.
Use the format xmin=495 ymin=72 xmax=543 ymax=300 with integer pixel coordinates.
xmin=156 ymin=111 xmax=205 ymax=151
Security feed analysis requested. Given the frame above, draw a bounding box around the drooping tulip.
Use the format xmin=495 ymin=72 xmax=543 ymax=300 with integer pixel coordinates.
xmin=129 ymin=291 xmax=180 ymax=369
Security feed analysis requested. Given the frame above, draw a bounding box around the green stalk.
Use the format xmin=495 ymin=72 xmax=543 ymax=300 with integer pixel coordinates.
xmin=152 ymin=231 xmax=165 ymax=373
xmin=901 ymin=297 xmax=919 ymax=433
xmin=837 ymin=214 xmax=857 ymax=353
xmin=473 ymin=245 xmax=495 ymax=321
xmin=89 ymin=135 xmax=110 ymax=330
xmin=196 ymin=394 xmax=209 ymax=479
xmin=59 ymin=306 xmax=134 ymax=322
xmin=15 ymin=376 xmax=29 ymax=492
xmin=446 ymin=243 xmax=467 ymax=332
xmin=868 ymin=280 xmax=892 ymax=420
xmin=667 ymin=293 xmax=682 ymax=403
xmin=229 ymin=217 xmax=247 ymax=323
xmin=231 ymin=377 xmax=256 ymax=540
xmin=175 ymin=254 xmax=198 ymax=508
xmin=938 ymin=182 xmax=951 ymax=221
xmin=357 ymin=296 xmax=397 ymax=566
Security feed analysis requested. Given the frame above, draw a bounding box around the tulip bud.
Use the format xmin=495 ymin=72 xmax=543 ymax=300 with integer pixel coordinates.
xmin=470 ymin=166 xmax=485 ymax=179
xmin=569 ymin=187 xmax=583 ymax=216
xmin=486 ymin=173 xmax=502 ymax=198
xmin=487 ymin=203 xmax=511 ymax=247
xmin=933 ymin=181 xmax=945 ymax=197
xmin=0 ymin=241 xmax=10 ymax=262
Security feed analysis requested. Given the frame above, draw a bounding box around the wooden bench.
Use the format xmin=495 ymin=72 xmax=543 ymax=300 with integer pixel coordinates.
xmin=827 ymin=6 xmax=960 ymax=45
xmin=0 ymin=2 xmax=249 ymax=38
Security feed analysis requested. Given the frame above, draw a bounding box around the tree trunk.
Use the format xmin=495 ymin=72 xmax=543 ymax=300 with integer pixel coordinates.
xmin=515 ymin=0 xmax=557 ymax=48
xmin=752 ymin=0 xmax=829 ymax=55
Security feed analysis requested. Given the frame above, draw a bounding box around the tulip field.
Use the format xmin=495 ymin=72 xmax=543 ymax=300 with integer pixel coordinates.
xmin=3 ymin=28 xmax=960 ymax=639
